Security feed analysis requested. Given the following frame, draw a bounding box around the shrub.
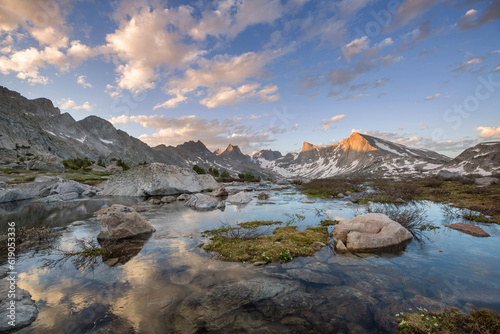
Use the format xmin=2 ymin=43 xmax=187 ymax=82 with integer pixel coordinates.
xmin=193 ymin=164 xmax=206 ymax=174
xmin=115 ymin=159 xmax=130 ymax=171
xmin=238 ymin=173 xmax=255 ymax=180
xmin=62 ymin=157 xmax=93 ymax=170
xmin=97 ymin=157 xmax=106 ymax=168
xmin=423 ymin=178 xmax=443 ymax=188
xmin=365 ymin=204 xmax=427 ymax=237
xmin=208 ymin=167 xmax=220 ymax=177
xmin=221 ymin=170 xmax=230 ymax=178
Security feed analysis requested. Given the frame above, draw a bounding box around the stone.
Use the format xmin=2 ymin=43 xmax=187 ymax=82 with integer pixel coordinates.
xmin=26 ymin=155 xmax=64 ymax=172
xmin=106 ymin=164 xmax=123 ymax=173
xmin=71 ymin=221 xmax=85 ymax=226
xmin=0 ymin=176 xmax=14 ymax=182
xmin=60 ymin=192 xmax=79 ymax=201
xmin=103 ymin=163 xmax=218 ymax=197
xmin=0 ymin=182 xmax=8 ymax=190
xmin=286 ymin=269 xmax=342 ymax=285
xmin=475 ymin=177 xmax=499 ymax=186
xmin=334 ymin=213 xmax=413 ymax=252
xmin=445 ymin=223 xmax=490 ymax=237
xmin=173 ymin=278 xmax=302 ymax=333
xmin=335 ymin=239 xmax=349 ymax=254
xmin=16 ymin=178 xmax=98 ymax=198
xmin=227 ymin=191 xmax=252 ymax=204
xmin=149 ymin=198 xmax=162 ymax=205
xmin=0 ymin=188 xmax=33 ymax=203
xmin=103 ymin=258 xmax=119 ymax=266
xmin=337 ymin=193 xmax=345 ymax=198
xmin=35 ymin=194 xmax=62 ymax=203
xmin=217 ymin=201 xmax=226 ymax=210
xmin=0 ymin=279 xmax=38 ymax=332
xmin=161 ymin=196 xmax=176 ymax=203
xmin=97 ymin=204 xmax=156 ymax=240
xmin=82 ymin=189 xmax=98 ymax=197
xmin=132 ymin=206 xmax=147 ymax=212
xmin=276 ymin=178 xmax=290 ymax=185
xmin=257 ymin=192 xmax=269 ymax=200
xmin=177 ymin=193 xmax=191 ymax=201
xmin=211 ymin=186 xmax=228 ymax=197
xmin=253 ymin=261 xmax=268 ymax=266
xmin=185 ymin=193 xmax=219 ymax=210
xmin=301 ymin=200 xmax=315 ymax=203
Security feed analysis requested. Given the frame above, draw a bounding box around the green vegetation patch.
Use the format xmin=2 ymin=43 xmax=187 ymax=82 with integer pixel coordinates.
xmin=204 ymin=226 xmax=330 ymax=263
xmin=320 ymin=219 xmax=339 ymax=226
xmin=300 ymin=177 xmax=364 ymax=198
xmin=237 ymin=220 xmax=283 ymax=229
xmin=396 ymin=307 xmax=500 ymax=334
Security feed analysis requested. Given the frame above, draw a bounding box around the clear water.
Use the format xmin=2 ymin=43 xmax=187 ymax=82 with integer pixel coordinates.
xmin=3 ymin=187 xmax=500 ymax=333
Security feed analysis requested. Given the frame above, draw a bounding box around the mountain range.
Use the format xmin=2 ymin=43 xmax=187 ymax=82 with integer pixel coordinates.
xmin=0 ymin=85 xmax=498 ymax=178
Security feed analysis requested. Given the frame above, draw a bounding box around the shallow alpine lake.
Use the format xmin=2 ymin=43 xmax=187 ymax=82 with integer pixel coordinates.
xmin=2 ymin=184 xmax=500 ymax=333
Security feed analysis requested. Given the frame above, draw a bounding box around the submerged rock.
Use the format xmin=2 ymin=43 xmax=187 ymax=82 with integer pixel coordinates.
xmin=185 ymin=193 xmax=219 ymax=210
xmin=97 ymin=204 xmax=156 ymax=240
xmin=177 ymin=193 xmax=191 ymax=201
xmin=161 ymin=196 xmax=176 ymax=203
xmin=102 ymin=163 xmax=218 ymax=196
xmin=445 ymin=223 xmax=490 ymax=237
xmin=0 ymin=188 xmax=34 ymax=203
xmin=0 ymin=279 xmax=38 ymax=332
xmin=227 ymin=191 xmax=252 ymax=204
xmin=334 ymin=213 xmax=413 ymax=252
xmin=173 ymin=278 xmax=302 ymax=333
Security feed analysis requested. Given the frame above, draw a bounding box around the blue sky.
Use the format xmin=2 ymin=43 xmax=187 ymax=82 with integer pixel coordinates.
xmin=1 ymin=0 xmax=499 ymax=157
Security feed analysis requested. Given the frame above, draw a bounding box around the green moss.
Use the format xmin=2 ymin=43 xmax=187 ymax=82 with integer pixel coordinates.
xmin=396 ymin=308 xmax=500 ymax=334
xmin=320 ymin=219 xmax=339 ymax=226
xmin=237 ymin=220 xmax=283 ymax=229
xmin=283 ymin=192 xmax=297 ymax=195
xmin=419 ymin=224 xmax=440 ymax=231
xmin=204 ymin=226 xmax=330 ymax=263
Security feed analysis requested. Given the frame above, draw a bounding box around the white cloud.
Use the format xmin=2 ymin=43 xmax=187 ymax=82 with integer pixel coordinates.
xmin=77 ymin=75 xmax=93 ymax=88
xmin=424 ymin=93 xmax=441 ymax=101
xmin=453 ymin=57 xmax=482 ymax=72
xmin=153 ymin=93 xmax=187 ymax=110
xmin=0 ymin=0 xmax=70 ymax=48
xmin=342 ymin=36 xmax=370 ymax=61
xmin=109 ymin=114 xmax=279 ymax=152
xmin=58 ymin=98 xmax=92 ymax=111
xmin=321 ymin=114 xmax=346 ymax=131
xmin=476 ymin=126 xmax=500 ymax=138
xmin=200 ymin=83 xmax=280 ymax=109
xmin=375 ymin=38 xmax=393 ymax=48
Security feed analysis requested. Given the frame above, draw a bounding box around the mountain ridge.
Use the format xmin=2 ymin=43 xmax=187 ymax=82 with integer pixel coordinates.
xmin=1 ymin=85 xmax=498 ymax=178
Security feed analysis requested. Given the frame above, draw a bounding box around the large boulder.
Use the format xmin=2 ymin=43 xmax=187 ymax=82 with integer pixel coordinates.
xmin=227 ymin=191 xmax=252 ymax=204
xmin=0 ymin=279 xmax=38 ymax=332
xmin=102 ymin=163 xmax=218 ymax=197
xmin=0 ymin=188 xmax=34 ymax=203
xmin=16 ymin=178 xmax=98 ymax=199
xmin=185 ymin=193 xmax=220 ymax=210
xmin=334 ymin=213 xmax=413 ymax=252
xmin=97 ymin=205 xmax=156 ymax=240
xmin=26 ymin=155 xmax=64 ymax=172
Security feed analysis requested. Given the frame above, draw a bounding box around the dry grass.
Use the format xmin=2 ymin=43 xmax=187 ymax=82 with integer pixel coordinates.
xmin=364 ymin=204 xmax=428 ymax=238
xmin=204 ymin=225 xmax=330 ymax=263
xmin=300 ymin=177 xmax=364 ymax=198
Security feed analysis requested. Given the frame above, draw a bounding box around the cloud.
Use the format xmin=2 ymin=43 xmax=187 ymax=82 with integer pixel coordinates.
xmin=342 ymin=36 xmax=370 ymax=61
xmin=424 ymin=93 xmax=441 ymax=101
xmin=337 ymin=93 xmax=372 ymax=101
xmin=109 ymin=114 xmax=280 ymax=152
xmin=458 ymin=2 xmax=500 ymax=30
xmin=0 ymin=0 xmax=71 ymax=48
xmin=476 ymin=126 xmax=500 ymax=138
xmin=452 ymin=57 xmax=483 ymax=72
xmin=389 ymin=0 xmax=447 ymax=30
xmin=0 ymin=46 xmax=68 ymax=84
xmin=153 ymin=94 xmax=187 ymax=110
xmin=77 ymin=75 xmax=93 ymax=88
xmin=58 ymin=98 xmax=92 ymax=111
xmin=200 ymin=84 xmax=279 ymax=109
xmin=321 ymin=114 xmax=346 ymax=131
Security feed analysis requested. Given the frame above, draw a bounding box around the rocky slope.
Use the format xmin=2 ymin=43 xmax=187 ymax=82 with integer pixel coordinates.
xmin=439 ymin=141 xmax=500 ymax=176
xmin=0 ymin=86 xmax=273 ymax=177
xmin=253 ymin=132 xmax=453 ymax=178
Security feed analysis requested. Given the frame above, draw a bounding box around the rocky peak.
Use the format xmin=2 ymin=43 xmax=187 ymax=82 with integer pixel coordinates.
xmin=301 ymin=142 xmax=317 ymax=152
xmin=340 ymin=132 xmax=378 ymax=152
xmin=214 ymin=149 xmax=223 ymax=155
xmin=253 ymin=149 xmax=283 ymax=161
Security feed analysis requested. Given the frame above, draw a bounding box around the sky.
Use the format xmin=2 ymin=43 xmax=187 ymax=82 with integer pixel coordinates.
xmin=0 ymin=0 xmax=499 ymax=158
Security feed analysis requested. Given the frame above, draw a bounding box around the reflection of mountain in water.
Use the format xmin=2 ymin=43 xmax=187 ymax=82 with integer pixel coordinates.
xmin=0 ymin=197 xmax=140 ymax=232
